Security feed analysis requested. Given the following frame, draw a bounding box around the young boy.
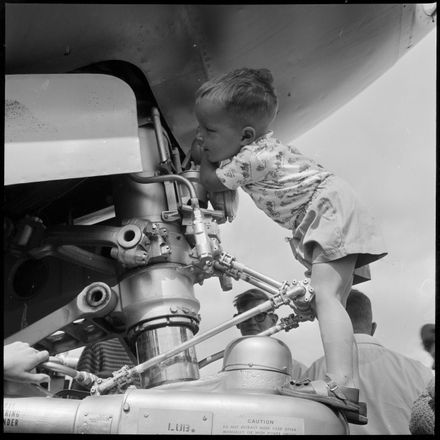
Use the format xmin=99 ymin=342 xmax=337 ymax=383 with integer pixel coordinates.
xmin=194 ymin=67 xmax=387 ymax=409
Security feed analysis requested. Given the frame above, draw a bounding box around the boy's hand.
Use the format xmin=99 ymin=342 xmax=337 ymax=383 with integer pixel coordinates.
xmin=200 ymin=153 xmax=229 ymax=192
xmin=190 ymin=135 xmax=203 ymax=165
xmin=4 ymin=341 xmax=50 ymax=384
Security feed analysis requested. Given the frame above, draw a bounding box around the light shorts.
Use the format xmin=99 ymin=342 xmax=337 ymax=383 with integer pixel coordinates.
xmin=288 ymin=175 xmax=387 ymax=284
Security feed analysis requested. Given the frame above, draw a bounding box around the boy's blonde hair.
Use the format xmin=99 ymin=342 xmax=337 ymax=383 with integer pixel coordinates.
xmin=195 ymin=67 xmax=278 ymax=128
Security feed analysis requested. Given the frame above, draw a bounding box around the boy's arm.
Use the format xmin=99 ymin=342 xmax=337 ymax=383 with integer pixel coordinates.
xmin=200 ymin=154 xmax=230 ymax=192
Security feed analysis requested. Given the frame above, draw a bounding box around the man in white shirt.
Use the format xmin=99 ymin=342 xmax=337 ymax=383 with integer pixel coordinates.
xmin=303 ymin=289 xmax=434 ymax=434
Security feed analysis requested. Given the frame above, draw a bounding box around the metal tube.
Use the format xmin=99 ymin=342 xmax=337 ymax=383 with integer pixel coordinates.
xmin=118 ymin=264 xmax=200 ymax=387
xmin=228 ymin=260 xmax=284 ymax=289
xmin=135 ymin=326 xmax=199 ymax=387
xmin=129 ymin=173 xmax=198 ymax=200
xmin=40 ymin=360 xmax=79 ymax=378
xmin=234 ymin=275 xmax=280 ymax=295
xmin=213 ymin=261 xmax=280 ymax=295
xmin=259 ymin=325 xmax=283 ymax=336
xmin=198 ymin=350 xmax=225 ymax=369
xmin=95 ymin=284 xmax=305 ymax=394
xmin=151 ymin=107 xmax=170 ymax=164
xmin=3 ymin=397 xmax=80 ymax=433
xmin=171 ymin=147 xmax=182 ymax=173
xmin=73 ymin=205 xmax=116 ymax=225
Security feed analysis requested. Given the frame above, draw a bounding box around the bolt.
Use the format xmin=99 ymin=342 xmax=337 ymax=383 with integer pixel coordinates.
xmin=123 ymin=402 xmax=130 ymax=412
xmin=170 ymin=306 xmax=178 ymax=313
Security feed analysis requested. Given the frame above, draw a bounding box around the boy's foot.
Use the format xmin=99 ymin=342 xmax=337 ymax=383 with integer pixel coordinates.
xmin=279 ymin=374 xmax=367 ymax=425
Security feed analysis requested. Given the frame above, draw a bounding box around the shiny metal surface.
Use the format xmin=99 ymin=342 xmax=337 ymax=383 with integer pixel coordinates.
xmin=3 ymin=386 xmax=349 ymax=434
xmin=118 ymin=265 xmax=200 ymax=330
xmin=5 ymin=4 xmax=435 ymax=151
xmin=223 ymin=336 xmax=293 ymax=375
xmin=3 ymin=397 xmax=80 ymax=433
xmin=222 ymin=369 xmax=291 ymax=395
xmin=136 ymin=326 xmax=199 ymax=388
xmin=115 ymin=264 xmax=200 ymax=388
xmin=112 ymin=126 xmax=168 ymax=224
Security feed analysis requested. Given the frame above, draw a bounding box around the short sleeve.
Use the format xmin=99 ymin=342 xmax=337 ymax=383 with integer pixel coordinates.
xmin=215 ymin=146 xmax=273 ymax=190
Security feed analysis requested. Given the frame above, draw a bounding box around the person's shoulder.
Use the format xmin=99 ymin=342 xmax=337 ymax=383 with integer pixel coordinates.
xmin=253 ymin=131 xmax=282 ymax=148
xmin=385 ymin=347 xmax=434 ymax=376
xmin=249 ymin=133 xmax=292 ymax=163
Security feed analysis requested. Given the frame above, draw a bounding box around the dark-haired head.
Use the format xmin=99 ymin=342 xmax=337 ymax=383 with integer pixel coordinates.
xmin=420 ymin=323 xmax=435 ymax=352
xmin=233 ymin=288 xmax=270 ymax=310
xmin=346 ymin=289 xmax=376 ymax=335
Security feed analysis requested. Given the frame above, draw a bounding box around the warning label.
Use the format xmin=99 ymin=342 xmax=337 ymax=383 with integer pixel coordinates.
xmin=213 ymin=414 xmax=304 ymax=435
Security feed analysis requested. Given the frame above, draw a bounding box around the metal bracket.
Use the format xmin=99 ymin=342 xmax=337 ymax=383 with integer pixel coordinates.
xmin=4 ymin=282 xmax=119 ymax=354
xmin=90 ymin=365 xmax=141 ymax=395
xmin=288 ymin=280 xmax=316 ymax=323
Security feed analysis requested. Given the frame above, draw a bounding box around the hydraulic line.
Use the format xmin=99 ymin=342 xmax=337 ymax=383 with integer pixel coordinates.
xmin=151 ymin=107 xmax=171 ymax=166
xmin=130 ymin=174 xmax=197 ymax=201
xmin=40 ymin=356 xmax=100 ymax=390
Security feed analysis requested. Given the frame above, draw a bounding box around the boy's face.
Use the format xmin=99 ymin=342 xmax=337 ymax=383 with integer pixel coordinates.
xmin=195 ymin=98 xmax=245 ymax=163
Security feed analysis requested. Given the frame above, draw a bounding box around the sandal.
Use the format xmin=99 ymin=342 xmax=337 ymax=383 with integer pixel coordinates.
xmin=279 ymin=374 xmax=368 ymax=425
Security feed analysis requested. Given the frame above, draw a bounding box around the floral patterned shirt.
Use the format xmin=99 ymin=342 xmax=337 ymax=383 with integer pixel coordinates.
xmin=215 ymin=132 xmax=333 ymax=230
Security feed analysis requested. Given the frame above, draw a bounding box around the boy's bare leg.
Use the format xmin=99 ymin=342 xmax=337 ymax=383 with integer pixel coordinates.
xmin=310 ymin=254 xmax=359 ymax=389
